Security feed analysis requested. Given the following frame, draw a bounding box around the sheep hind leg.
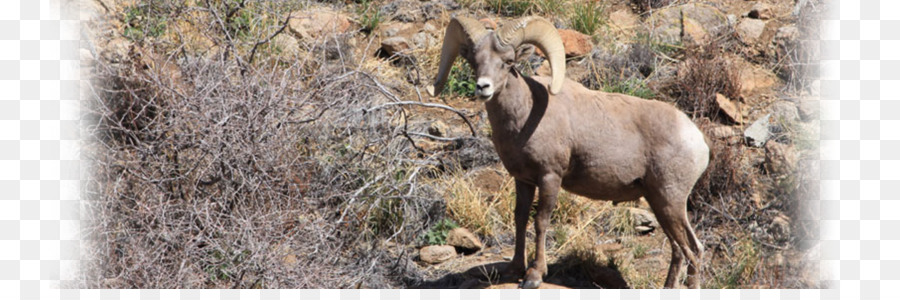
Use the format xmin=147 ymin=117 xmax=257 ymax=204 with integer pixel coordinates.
xmin=646 ymin=192 xmax=702 ymax=289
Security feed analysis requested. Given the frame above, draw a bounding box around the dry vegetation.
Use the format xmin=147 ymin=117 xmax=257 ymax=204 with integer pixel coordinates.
xmin=79 ymin=0 xmax=824 ymax=289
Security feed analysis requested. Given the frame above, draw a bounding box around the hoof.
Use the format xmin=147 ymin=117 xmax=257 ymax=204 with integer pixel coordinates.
xmin=520 ymin=268 xmax=543 ymax=289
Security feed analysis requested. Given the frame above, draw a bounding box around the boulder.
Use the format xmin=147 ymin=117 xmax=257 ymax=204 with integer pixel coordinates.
xmin=447 ymin=227 xmax=484 ymax=253
xmin=427 ymin=120 xmax=451 ymax=138
xmin=272 ymin=34 xmax=300 ymax=56
xmin=748 ymin=3 xmax=775 ymax=20
xmin=288 ymin=9 xmax=353 ymax=42
xmin=796 ymin=98 xmax=818 ymax=121
xmin=736 ymin=18 xmax=766 ymax=44
xmin=609 ymin=9 xmax=638 ymax=31
xmin=558 ymin=29 xmax=593 ymax=57
xmin=420 ymin=245 xmax=456 ymax=264
xmin=288 ymin=9 xmax=352 ymax=42
xmin=649 ymin=4 xmax=728 ymax=46
xmin=770 ymin=25 xmax=800 ymax=59
xmin=682 ymin=16 xmax=711 ymax=45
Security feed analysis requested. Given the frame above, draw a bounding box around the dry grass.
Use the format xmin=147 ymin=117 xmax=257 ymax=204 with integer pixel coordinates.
xmin=81 ymin=0 xmax=824 ymax=290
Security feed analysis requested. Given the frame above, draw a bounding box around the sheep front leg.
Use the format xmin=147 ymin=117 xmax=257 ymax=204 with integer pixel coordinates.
xmin=503 ymin=179 xmax=535 ymax=281
xmin=521 ymin=175 xmax=560 ymax=289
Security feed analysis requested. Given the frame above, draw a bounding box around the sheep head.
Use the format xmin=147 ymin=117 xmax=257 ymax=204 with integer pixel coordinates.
xmin=427 ymin=16 xmax=566 ymax=99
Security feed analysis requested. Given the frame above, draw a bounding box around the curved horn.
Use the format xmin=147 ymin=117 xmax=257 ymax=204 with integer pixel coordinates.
xmin=427 ymin=17 xmax=488 ymax=97
xmin=497 ymin=17 xmax=565 ymax=95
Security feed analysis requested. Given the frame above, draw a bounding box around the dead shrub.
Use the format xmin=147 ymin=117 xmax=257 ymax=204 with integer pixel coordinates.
xmin=656 ymin=45 xmax=741 ymax=122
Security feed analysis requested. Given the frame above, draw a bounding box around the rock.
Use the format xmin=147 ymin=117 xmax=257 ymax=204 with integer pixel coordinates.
xmin=709 ymin=125 xmax=737 ymax=139
xmin=649 ymin=4 xmax=728 ymax=46
xmin=770 ymin=25 xmax=800 ymax=59
xmin=635 ymin=226 xmax=654 ymax=234
xmin=288 ymin=9 xmax=353 ymax=42
xmin=627 ymin=208 xmax=659 ymax=229
xmin=427 ymin=120 xmax=451 ymax=137
xmin=558 ymin=29 xmax=593 ymax=57
xmin=381 ymin=36 xmax=411 ymax=56
xmin=682 ymin=16 xmax=710 ymax=45
xmin=715 ymin=93 xmax=744 ymax=124
xmin=447 ymin=228 xmax=484 ymax=253
xmin=487 ymin=282 xmax=571 ymax=289
xmin=272 ymin=34 xmax=300 ymax=56
xmin=769 ymin=101 xmax=800 ymax=123
xmin=736 ymin=18 xmax=766 ymax=44
xmin=609 ymin=9 xmax=638 ymax=31
xmin=739 ymin=65 xmax=777 ymax=95
xmin=744 ymin=114 xmax=772 ymax=147
xmin=419 ymin=245 xmax=456 ymax=264
xmin=479 ymin=18 xmax=498 ymax=30
xmin=748 ymin=3 xmax=775 ymax=20
xmin=765 ymin=140 xmax=797 ymax=175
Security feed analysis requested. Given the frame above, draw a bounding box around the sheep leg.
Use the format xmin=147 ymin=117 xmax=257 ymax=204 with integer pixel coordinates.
xmin=503 ymin=179 xmax=535 ymax=281
xmin=521 ymin=175 xmax=560 ymax=289
xmin=647 ymin=192 xmax=703 ymax=289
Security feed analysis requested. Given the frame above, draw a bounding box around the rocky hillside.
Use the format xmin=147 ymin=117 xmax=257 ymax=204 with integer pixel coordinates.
xmin=79 ymin=0 xmax=822 ymax=289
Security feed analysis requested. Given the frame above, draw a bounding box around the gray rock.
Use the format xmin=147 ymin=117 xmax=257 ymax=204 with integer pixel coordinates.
xmin=627 ymin=207 xmax=659 ymax=228
xmin=419 ymin=245 xmax=456 ymax=264
xmin=744 ymin=114 xmax=772 ymax=147
xmin=736 ymin=18 xmax=766 ymax=44
xmin=649 ymin=4 xmax=728 ymax=46
xmin=769 ymin=101 xmax=800 ymax=123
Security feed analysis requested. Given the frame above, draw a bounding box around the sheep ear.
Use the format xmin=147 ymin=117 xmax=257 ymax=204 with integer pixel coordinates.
xmin=514 ymin=44 xmax=535 ymax=62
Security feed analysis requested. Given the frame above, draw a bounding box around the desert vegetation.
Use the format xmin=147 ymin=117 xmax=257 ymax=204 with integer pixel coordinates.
xmin=79 ymin=0 xmax=823 ymax=289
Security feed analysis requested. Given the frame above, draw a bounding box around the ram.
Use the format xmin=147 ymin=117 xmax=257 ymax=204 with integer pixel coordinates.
xmin=427 ymin=16 xmax=711 ymax=289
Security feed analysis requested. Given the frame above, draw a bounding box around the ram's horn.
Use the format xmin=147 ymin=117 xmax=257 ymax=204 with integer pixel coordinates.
xmin=497 ymin=16 xmax=565 ymax=94
xmin=427 ymin=17 xmax=488 ymax=97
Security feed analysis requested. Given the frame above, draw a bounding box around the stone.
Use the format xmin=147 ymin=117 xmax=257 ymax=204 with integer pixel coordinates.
xmin=609 ymin=9 xmax=638 ymax=31
xmin=558 ymin=29 xmax=593 ymax=58
xmin=771 ymin=25 xmax=800 ymax=59
xmin=736 ymin=18 xmax=766 ymax=44
xmin=744 ymin=113 xmax=773 ymax=147
xmin=446 ymin=227 xmax=484 ymax=253
xmin=748 ymin=3 xmax=775 ymax=20
xmin=682 ymin=16 xmax=710 ymax=45
xmin=419 ymin=245 xmax=456 ymax=264
xmin=272 ymin=34 xmax=300 ymax=56
xmin=739 ymin=65 xmax=777 ymax=95
xmin=716 ymin=93 xmax=744 ymax=124
xmin=765 ymin=140 xmax=797 ymax=175
xmin=627 ymin=207 xmax=659 ymax=229
xmin=288 ymin=9 xmax=353 ymax=42
xmin=649 ymin=3 xmax=728 ymax=46
xmin=381 ymin=36 xmax=411 ymax=56
xmin=769 ymin=101 xmax=800 ymax=123
xmin=709 ymin=125 xmax=737 ymax=139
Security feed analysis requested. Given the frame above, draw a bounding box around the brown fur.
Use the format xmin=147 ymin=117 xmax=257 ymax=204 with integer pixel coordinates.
xmin=452 ymin=32 xmax=710 ymax=289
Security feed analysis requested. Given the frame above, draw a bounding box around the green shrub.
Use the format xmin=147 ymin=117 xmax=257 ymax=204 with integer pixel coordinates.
xmin=570 ymin=1 xmax=605 ymax=36
xmin=358 ymin=0 xmax=383 ymax=35
xmin=421 ymin=219 xmax=459 ymax=245
xmin=485 ymin=0 xmax=535 ymax=16
xmin=603 ymin=77 xmax=656 ymax=99
xmin=445 ymin=60 xmax=477 ymax=97
xmin=122 ymin=4 xmax=168 ymax=42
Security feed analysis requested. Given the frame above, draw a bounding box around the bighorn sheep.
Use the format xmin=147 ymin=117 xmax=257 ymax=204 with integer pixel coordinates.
xmin=428 ymin=16 xmax=711 ymax=289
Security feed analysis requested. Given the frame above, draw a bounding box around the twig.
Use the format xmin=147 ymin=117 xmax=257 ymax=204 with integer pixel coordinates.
xmin=364 ymin=101 xmax=477 ymax=137
xmin=407 ymin=131 xmax=475 ymax=142
xmin=246 ymin=11 xmax=293 ymax=66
